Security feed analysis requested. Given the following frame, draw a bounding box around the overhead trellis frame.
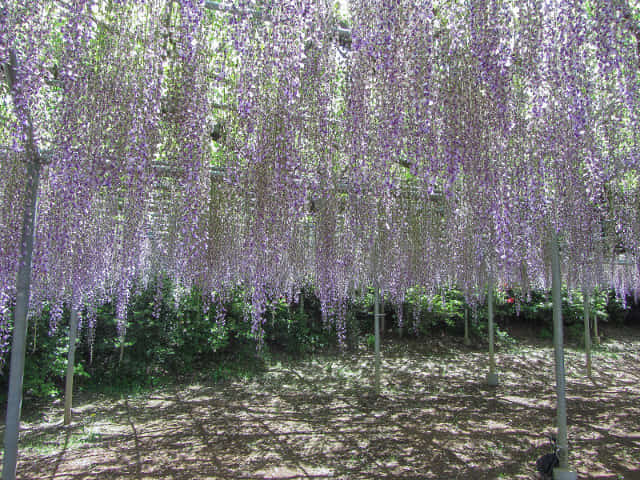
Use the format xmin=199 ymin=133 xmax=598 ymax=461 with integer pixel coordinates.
xmin=2 ymin=3 xmax=640 ymax=480
xmin=204 ymin=1 xmax=352 ymax=49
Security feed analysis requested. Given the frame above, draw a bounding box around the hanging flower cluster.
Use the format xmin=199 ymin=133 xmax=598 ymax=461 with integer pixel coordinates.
xmin=1 ymin=0 xmax=639 ymax=358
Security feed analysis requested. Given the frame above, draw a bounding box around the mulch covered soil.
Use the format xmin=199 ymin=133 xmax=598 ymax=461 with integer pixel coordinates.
xmin=3 ymin=326 xmax=640 ymax=479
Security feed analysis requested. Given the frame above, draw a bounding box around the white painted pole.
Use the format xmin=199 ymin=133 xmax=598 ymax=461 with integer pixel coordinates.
xmin=2 ymin=49 xmax=43 ymax=480
xmin=464 ymin=305 xmax=471 ymax=346
xmin=299 ymin=290 xmax=304 ymax=316
xmin=374 ymin=286 xmax=381 ymax=395
xmin=119 ymin=332 xmax=125 ymax=364
xmin=551 ymin=234 xmax=577 ymax=479
xmin=64 ymin=305 xmax=80 ymax=425
xmin=487 ymin=275 xmax=498 ymax=386
xmin=583 ymin=290 xmax=592 ymax=378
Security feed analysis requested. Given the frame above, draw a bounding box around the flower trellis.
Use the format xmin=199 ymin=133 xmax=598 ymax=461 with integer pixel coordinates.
xmin=1 ymin=0 xmax=639 ymax=478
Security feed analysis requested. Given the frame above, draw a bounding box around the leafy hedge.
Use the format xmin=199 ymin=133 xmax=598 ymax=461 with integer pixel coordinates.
xmin=0 ymin=283 xmax=632 ymax=402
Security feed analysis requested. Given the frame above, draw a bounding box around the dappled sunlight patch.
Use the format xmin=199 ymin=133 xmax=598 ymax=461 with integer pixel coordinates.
xmin=8 ymin=331 xmax=640 ymax=479
xmin=501 ymin=395 xmax=554 ymax=409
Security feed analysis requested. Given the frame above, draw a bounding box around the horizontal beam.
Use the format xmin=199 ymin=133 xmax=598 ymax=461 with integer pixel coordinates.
xmin=204 ymin=1 xmax=351 ymax=49
xmin=0 ymin=147 xmax=52 ymax=164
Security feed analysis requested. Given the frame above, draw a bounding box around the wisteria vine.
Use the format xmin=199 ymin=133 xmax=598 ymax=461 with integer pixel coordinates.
xmin=0 ymin=0 xmax=639 ymax=361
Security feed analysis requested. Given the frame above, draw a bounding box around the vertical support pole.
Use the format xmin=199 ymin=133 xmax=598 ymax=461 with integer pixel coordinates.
xmin=593 ymin=311 xmax=599 ymax=345
xmin=551 ymin=234 xmax=577 ymax=479
xmin=299 ymin=289 xmax=304 ymax=316
xmin=2 ymin=160 xmax=40 ymax=480
xmin=374 ymin=286 xmax=381 ymax=395
xmin=298 ymin=289 xmax=307 ymax=334
xmin=464 ymin=305 xmax=471 ymax=346
xmin=3 ymin=49 xmax=42 ymax=480
xmin=583 ymin=290 xmax=592 ymax=378
xmin=487 ymin=275 xmax=498 ymax=386
xmin=64 ymin=305 xmax=80 ymax=425
xmin=119 ymin=332 xmax=125 ymax=365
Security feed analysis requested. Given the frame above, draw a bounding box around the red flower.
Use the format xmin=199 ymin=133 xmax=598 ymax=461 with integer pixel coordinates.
xmin=507 ymin=297 xmax=515 ymax=304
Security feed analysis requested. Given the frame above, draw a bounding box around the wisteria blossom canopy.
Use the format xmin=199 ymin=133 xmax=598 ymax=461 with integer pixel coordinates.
xmin=1 ymin=0 xmax=639 ymax=349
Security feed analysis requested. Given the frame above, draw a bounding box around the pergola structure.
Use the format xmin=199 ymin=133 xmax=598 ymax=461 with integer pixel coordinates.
xmin=2 ymin=1 xmax=639 ymax=478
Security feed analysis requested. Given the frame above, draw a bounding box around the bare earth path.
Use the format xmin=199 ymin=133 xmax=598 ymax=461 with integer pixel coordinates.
xmin=3 ymin=327 xmax=640 ymax=479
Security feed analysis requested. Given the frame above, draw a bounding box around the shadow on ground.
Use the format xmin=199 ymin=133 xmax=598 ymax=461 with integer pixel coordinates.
xmin=2 ymin=327 xmax=640 ymax=479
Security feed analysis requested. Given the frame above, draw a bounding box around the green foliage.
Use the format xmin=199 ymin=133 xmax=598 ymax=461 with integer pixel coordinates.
xmin=0 ymin=305 xmax=76 ymax=402
xmin=399 ymin=287 xmax=466 ymax=336
xmin=366 ymin=333 xmax=376 ymax=349
xmin=605 ymin=292 xmax=627 ymax=324
xmin=0 ymin=283 xmax=632 ymax=402
xmin=23 ymin=336 xmax=65 ymax=399
xmin=565 ymin=322 xmax=585 ymax=343
xmin=79 ymin=281 xmax=262 ymax=391
xmin=264 ymin=293 xmax=338 ymax=355
xmin=0 ymin=280 xmax=338 ymax=400
xmin=497 ymin=287 xmax=614 ymax=329
xmin=538 ymin=327 xmax=553 ymax=340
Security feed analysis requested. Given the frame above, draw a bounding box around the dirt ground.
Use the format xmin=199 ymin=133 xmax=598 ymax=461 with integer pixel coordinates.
xmin=2 ymin=325 xmax=640 ymax=479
